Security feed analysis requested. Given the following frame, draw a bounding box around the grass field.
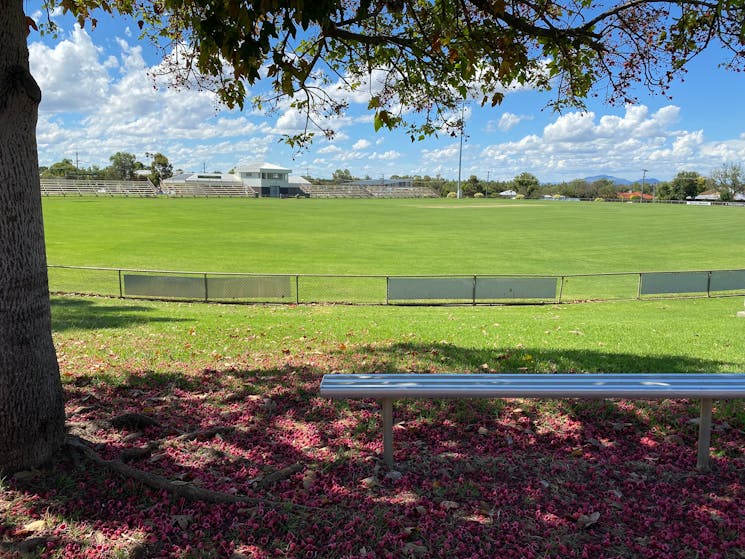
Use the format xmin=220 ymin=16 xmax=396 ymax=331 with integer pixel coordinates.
xmin=3 ymin=197 xmax=743 ymax=558
xmin=42 ymin=197 xmax=745 ymax=275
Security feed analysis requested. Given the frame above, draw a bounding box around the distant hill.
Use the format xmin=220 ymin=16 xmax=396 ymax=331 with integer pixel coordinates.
xmin=584 ymin=174 xmax=660 ymax=185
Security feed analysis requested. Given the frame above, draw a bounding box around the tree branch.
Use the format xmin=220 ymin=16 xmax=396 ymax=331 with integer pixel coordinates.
xmin=322 ymin=22 xmax=415 ymax=48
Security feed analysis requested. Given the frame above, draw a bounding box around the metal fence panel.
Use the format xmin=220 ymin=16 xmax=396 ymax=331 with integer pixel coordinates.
xmin=640 ymin=271 xmax=710 ymax=295
xmin=388 ymin=277 xmax=473 ymax=301
xmin=124 ymin=274 xmax=205 ymax=299
xmin=709 ymin=270 xmax=745 ymax=293
xmin=475 ymin=277 xmax=557 ymax=300
xmin=207 ymin=276 xmax=292 ymax=299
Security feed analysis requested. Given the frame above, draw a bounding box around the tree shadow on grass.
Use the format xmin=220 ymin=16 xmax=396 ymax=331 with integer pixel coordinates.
xmin=51 ymin=297 xmax=187 ymax=332
xmin=6 ymin=345 xmax=745 ymax=558
xmin=330 ymin=340 xmax=734 ymax=374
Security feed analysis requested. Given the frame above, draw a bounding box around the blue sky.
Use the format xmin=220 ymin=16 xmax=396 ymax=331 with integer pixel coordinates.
xmin=27 ymin=4 xmax=745 ymax=183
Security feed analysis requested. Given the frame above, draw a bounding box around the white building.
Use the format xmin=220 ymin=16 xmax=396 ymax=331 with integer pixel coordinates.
xmin=234 ymin=162 xmax=293 ymax=197
xmin=162 ymin=162 xmax=309 ymax=197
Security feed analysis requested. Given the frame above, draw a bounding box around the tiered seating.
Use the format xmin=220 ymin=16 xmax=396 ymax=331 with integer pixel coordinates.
xmin=164 ymin=183 xmax=256 ymax=197
xmin=40 ymin=179 xmax=157 ymax=196
xmin=299 ymin=184 xmax=373 ymax=198
xmin=300 ymin=183 xmax=438 ymax=199
xmin=365 ymin=185 xmax=438 ymax=198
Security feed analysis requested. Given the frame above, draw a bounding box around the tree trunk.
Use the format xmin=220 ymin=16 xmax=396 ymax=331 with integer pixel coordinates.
xmin=0 ymin=0 xmax=66 ymax=473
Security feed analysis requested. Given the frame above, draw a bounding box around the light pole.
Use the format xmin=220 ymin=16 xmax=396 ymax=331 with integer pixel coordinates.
xmin=457 ymin=102 xmax=464 ymax=199
xmin=641 ymin=168 xmax=648 ymax=203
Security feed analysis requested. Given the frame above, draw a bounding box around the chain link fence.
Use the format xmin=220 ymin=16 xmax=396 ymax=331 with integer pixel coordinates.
xmin=47 ymin=265 xmax=745 ymax=305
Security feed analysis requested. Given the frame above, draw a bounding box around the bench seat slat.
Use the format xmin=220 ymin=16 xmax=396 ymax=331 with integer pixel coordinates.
xmin=320 ymin=373 xmax=745 ymax=399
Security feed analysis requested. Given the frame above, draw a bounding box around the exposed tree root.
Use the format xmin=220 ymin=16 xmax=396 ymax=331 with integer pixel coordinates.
xmin=173 ymin=425 xmax=235 ymax=443
xmin=65 ymin=436 xmax=306 ymax=508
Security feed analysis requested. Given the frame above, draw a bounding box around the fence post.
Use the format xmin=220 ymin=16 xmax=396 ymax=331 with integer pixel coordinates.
xmin=707 ymin=271 xmax=712 ymax=298
xmin=118 ymin=269 xmax=123 ymax=298
xmin=204 ymin=273 xmax=209 ymax=302
xmin=296 ymin=275 xmax=300 ymax=304
xmin=558 ymin=276 xmax=565 ymax=303
xmin=473 ymin=275 xmax=477 ymax=305
xmin=637 ymin=273 xmax=643 ymax=299
xmin=386 ymin=277 xmax=390 ymax=305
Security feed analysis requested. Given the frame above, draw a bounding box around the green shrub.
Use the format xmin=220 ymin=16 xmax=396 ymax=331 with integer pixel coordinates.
xmin=594 ymin=197 xmax=604 ymax=202
xmin=515 ymin=194 xmax=525 ymax=200
xmin=446 ymin=192 xmax=457 ymax=198
xmin=474 ymin=192 xmax=484 ymax=198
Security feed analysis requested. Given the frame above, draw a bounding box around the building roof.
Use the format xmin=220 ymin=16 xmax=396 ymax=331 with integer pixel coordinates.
xmin=618 ymin=191 xmax=653 ymax=200
xmin=235 ymin=162 xmax=292 ymax=173
xmin=162 ymin=172 xmax=242 ymax=185
xmin=695 ymin=190 xmax=720 ymax=201
xmin=289 ymin=175 xmax=311 ymax=185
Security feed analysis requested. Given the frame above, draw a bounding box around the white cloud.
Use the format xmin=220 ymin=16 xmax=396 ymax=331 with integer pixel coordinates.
xmin=30 ymin=26 xmax=113 ymax=112
xmin=477 ymin=104 xmax=740 ymax=181
xmin=496 ymin=112 xmax=530 ymax=132
xmin=369 ymin=150 xmax=401 ymax=160
xmin=30 ymin=31 xmax=280 ymax=170
xmin=352 ymin=139 xmax=371 ymax=150
xmin=543 ymin=112 xmax=596 ymax=142
xmin=421 ymin=144 xmax=460 ymax=162
xmin=317 ymin=145 xmax=343 ymax=154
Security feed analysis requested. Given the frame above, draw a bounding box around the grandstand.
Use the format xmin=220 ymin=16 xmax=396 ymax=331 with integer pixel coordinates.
xmin=364 ymin=184 xmax=439 ymax=198
xmin=300 ymin=184 xmax=373 ymax=198
xmin=40 ymin=167 xmax=438 ymax=199
xmin=161 ymin=173 xmax=256 ymax=197
xmin=301 ymin=180 xmax=438 ymax=198
xmin=40 ymin=178 xmax=157 ymax=197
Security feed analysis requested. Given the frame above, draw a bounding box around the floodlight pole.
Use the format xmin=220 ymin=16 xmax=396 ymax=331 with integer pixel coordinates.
xmin=457 ymin=101 xmax=464 ymax=199
xmin=641 ymin=168 xmax=648 ymax=203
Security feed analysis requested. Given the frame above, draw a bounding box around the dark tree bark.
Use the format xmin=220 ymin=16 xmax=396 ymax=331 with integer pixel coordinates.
xmin=0 ymin=0 xmax=66 ymax=473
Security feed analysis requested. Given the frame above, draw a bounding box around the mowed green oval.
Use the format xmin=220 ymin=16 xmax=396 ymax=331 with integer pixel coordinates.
xmin=42 ymin=197 xmax=745 ymax=276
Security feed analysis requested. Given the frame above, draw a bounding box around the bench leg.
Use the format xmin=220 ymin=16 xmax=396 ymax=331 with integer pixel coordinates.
xmin=382 ymin=397 xmax=394 ymax=467
xmin=697 ymin=398 xmax=713 ymax=472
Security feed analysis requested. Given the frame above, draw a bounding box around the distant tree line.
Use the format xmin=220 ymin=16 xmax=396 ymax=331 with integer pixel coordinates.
xmin=40 ymin=152 xmax=174 ymax=187
xmin=396 ymin=162 xmax=745 ymax=201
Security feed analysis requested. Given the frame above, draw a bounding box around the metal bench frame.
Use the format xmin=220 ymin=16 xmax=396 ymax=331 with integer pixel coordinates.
xmin=320 ymin=373 xmax=745 ymax=471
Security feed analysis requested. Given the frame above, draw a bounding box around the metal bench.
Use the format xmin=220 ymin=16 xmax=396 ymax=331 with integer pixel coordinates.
xmin=320 ymin=373 xmax=745 ymax=471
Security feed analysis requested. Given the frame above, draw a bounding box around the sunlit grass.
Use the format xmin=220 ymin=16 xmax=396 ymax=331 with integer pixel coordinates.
xmin=43 ymin=197 xmax=745 ymax=275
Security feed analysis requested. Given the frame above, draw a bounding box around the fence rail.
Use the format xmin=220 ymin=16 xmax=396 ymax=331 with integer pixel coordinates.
xmin=47 ymin=265 xmax=745 ymax=305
